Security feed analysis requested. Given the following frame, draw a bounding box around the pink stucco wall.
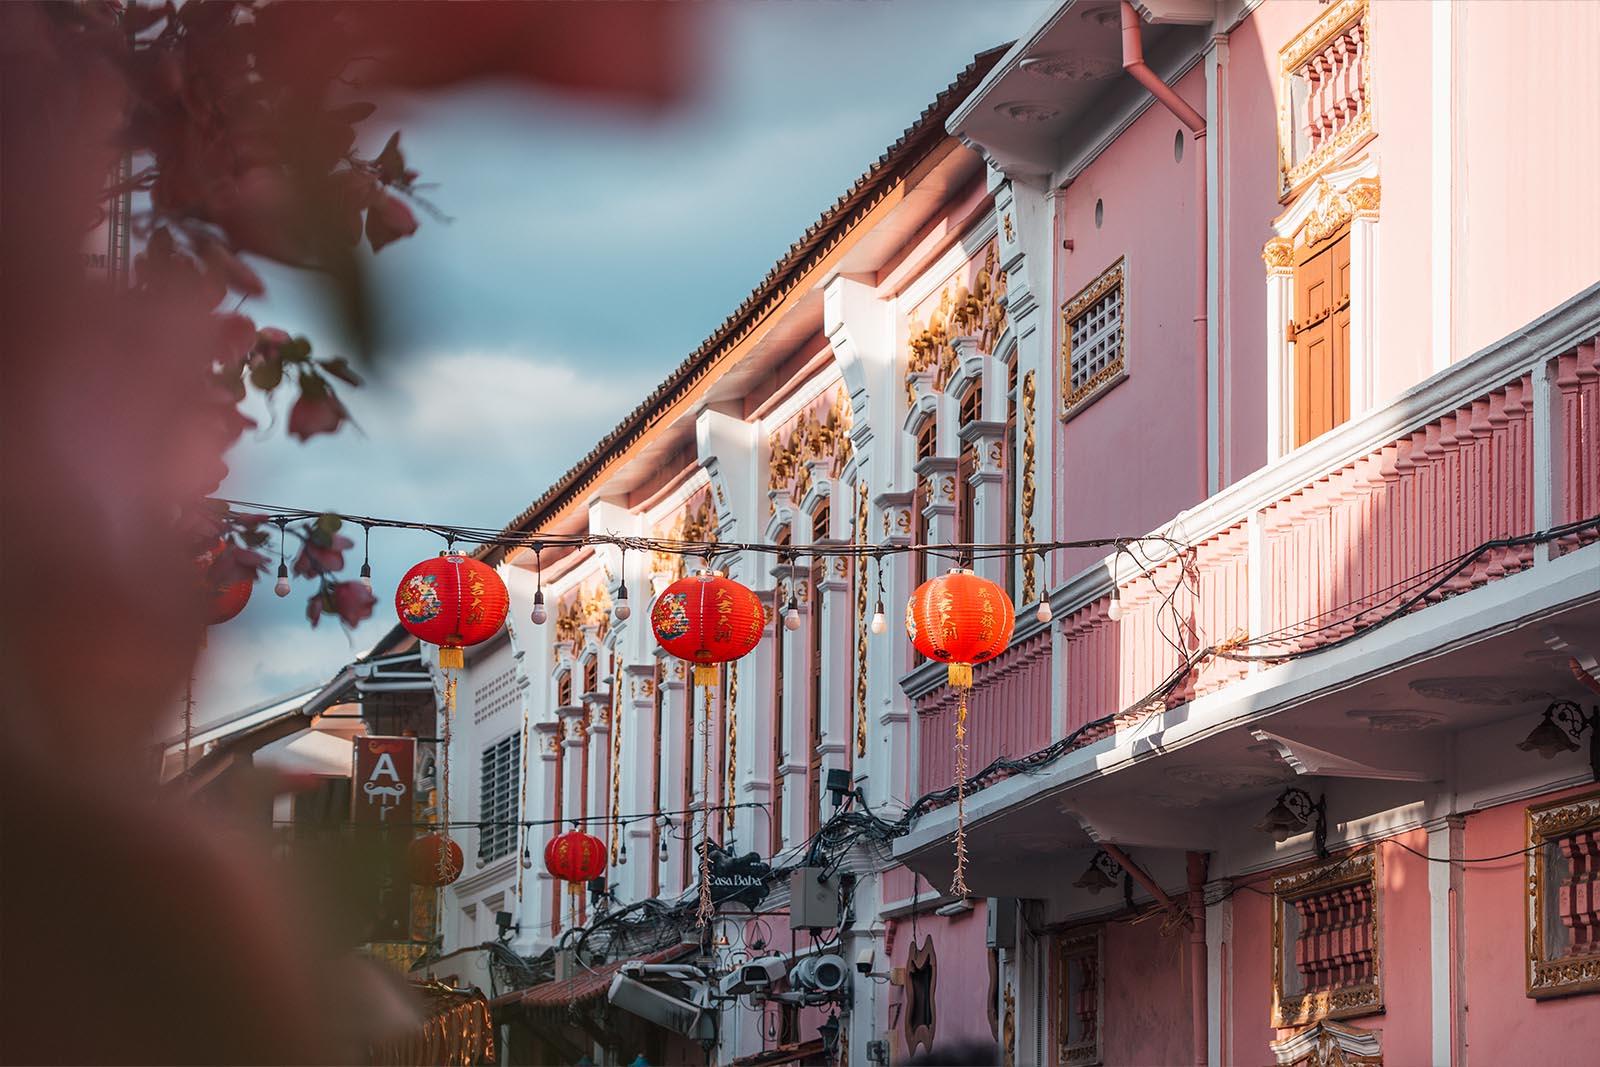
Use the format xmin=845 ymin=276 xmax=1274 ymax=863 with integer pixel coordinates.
xmin=1052 ymin=66 xmax=1208 ymax=581
xmin=883 ymin=903 xmax=996 ymax=1061
xmin=1228 ymin=832 xmax=1434 ymax=1065
xmin=1463 ymin=785 xmax=1600 ymax=1062
xmin=1100 ymin=917 xmax=1195 ymax=1067
xmin=1367 ymin=0 xmax=1437 ymax=400
xmin=1456 ymin=0 xmax=1600 ymax=360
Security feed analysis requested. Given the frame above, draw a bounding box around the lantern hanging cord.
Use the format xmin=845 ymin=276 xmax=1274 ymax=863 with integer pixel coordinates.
xmin=213 ymin=496 xmax=1190 ymax=565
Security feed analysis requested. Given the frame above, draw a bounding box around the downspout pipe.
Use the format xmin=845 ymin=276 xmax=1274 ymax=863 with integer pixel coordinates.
xmin=1121 ymin=0 xmax=1209 ymax=500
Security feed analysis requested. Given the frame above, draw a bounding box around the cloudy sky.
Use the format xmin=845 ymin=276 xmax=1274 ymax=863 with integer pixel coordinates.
xmin=195 ymin=0 xmax=1053 ymax=726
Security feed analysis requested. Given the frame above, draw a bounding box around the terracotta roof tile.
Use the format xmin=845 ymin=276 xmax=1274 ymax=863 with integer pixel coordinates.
xmin=482 ymin=45 xmax=1009 ymax=561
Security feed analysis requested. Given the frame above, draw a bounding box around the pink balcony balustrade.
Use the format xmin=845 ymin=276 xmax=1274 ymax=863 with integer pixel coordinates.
xmin=1554 ymin=337 xmax=1600 ymax=556
xmin=1062 ymin=523 xmax=1252 ymax=745
xmin=915 ymin=629 xmax=1051 ymax=797
xmin=909 ymin=316 xmax=1600 ymax=802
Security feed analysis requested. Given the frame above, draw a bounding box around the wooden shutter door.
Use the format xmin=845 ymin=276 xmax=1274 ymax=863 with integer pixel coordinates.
xmin=1292 ymin=227 xmax=1352 ymax=446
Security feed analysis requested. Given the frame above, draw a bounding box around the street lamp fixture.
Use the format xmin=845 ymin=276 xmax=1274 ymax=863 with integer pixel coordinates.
xmin=1072 ymin=849 xmax=1121 ymax=894
xmin=1518 ymin=699 xmax=1599 ymax=779
xmin=1255 ymin=787 xmax=1327 ymax=857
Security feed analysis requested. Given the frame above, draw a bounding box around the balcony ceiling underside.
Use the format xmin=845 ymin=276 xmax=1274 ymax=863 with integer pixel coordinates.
xmin=896 ymin=557 xmax=1600 ymax=898
xmin=946 ymin=0 xmax=1205 ymax=184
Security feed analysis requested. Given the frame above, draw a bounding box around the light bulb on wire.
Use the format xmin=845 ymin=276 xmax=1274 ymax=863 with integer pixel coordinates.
xmin=273 ymin=519 xmax=291 ymax=597
xmin=617 ymin=838 xmax=628 ymax=866
xmin=359 ymin=523 xmax=373 ymax=591
xmin=1035 ymin=599 xmax=1053 ymax=624
xmin=530 ymin=544 xmax=547 ymax=624
xmin=868 ymin=554 xmax=887 ymax=634
xmin=783 ymin=600 xmax=802 ymax=631
xmin=520 ymin=846 xmax=533 ymax=871
xmin=1107 ymin=587 xmax=1123 ymax=621
xmin=614 ymin=581 xmax=631 ymax=621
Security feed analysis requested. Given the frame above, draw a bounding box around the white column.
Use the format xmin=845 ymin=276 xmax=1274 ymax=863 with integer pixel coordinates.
xmin=738 ymin=593 xmax=780 ymax=856
xmin=619 ymin=664 xmax=656 ymax=903
xmin=1350 ymin=211 xmax=1380 ymax=416
xmin=1264 ymin=243 xmax=1294 ymax=462
xmin=1532 ymin=356 xmax=1561 ymax=564
xmin=872 ymin=493 xmax=915 ymax=808
xmin=773 ymin=559 xmax=813 ymax=847
xmin=1428 ymin=816 xmax=1465 ymax=1067
xmin=1206 ymin=892 xmax=1233 ymax=1066
xmin=658 ymin=666 xmax=688 ymax=895
xmin=531 ymin=720 xmax=560 ymax=939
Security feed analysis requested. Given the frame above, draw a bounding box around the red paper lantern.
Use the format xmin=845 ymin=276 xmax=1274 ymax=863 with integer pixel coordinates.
xmin=197 ymin=540 xmax=252 ymax=626
xmin=544 ymin=829 xmax=607 ymax=894
xmin=904 ymin=568 xmax=1016 ymax=688
xmin=408 ymin=832 xmax=464 ymax=887
xmin=395 ymin=552 xmax=509 ymax=668
xmin=905 ymin=568 xmax=1015 ymax=899
xmin=650 ymin=570 xmax=765 ymax=686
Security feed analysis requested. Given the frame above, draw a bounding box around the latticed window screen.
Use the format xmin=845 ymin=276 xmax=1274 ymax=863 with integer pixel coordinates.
xmin=478 ymin=733 xmax=521 ymax=863
xmin=1068 ymin=285 xmax=1122 ymax=397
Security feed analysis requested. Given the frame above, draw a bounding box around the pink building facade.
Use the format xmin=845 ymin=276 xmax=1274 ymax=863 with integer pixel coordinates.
xmin=440 ymin=3 xmax=1600 ymax=1064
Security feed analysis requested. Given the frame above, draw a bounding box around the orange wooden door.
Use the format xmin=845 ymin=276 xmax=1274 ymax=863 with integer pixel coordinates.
xmin=1292 ymin=229 xmax=1352 ymax=446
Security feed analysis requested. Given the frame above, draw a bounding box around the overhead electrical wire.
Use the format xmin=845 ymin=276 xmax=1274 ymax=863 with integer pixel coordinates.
xmin=214 ymin=496 xmax=1187 ymax=565
xmin=567 ymin=511 xmax=1600 ymax=949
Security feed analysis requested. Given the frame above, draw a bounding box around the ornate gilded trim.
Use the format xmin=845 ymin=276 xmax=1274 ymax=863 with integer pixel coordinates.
xmin=1056 ymin=928 xmax=1103 ymax=1067
xmin=1263 ymin=237 xmax=1296 ymax=271
xmin=652 ymin=488 xmax=718 ymax=577
xmin=1271 ymin=849 xmax=1383 ymax=1028
xmin=553 ymin=582 xmax=612 ymax=655
xmin=1020 ymin=369 xmax=1039 ymax=604
xmin=854 ymin=480 xmax=869 ymax=758
xmin=1278 ymin=0 xmax=1373 ymax=200
xmin=1525 ymin=789 xmax=1600 ymax=999
xmin=724 ymin=661 xmax=738 ymax=832
xmin=1299 ymin=177 xmax=1381 ymax=250
xmin=1060 ymin=257 xmax=1127 ymax=416
xmin=1269 ymin=1019 xmax=1382 ymax=1067
xmin=905 ymin=241 xmax=1008 ymax=403
xmin=769 ymin=385 xmax=853 ymax=503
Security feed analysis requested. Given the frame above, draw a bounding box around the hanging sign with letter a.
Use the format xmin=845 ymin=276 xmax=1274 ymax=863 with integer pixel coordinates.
xmin=352 ymin=736 xmax=416 ymax=942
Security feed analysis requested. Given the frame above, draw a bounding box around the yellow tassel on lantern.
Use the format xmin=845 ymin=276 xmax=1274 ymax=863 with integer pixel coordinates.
xmin=439 ymin=646 xmax=464 ymax=669
xmin=693 ymin=664 xmax=719 ymax=688
xmin=947 ymin=662 xmax=973 ymax=689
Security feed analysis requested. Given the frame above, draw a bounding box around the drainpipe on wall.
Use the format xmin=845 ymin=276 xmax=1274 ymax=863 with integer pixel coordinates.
xmin=1186 ymin=851 xmax=1209 ymax=1067
xmin=1120 ymin=0 xmax=1209 ymax=501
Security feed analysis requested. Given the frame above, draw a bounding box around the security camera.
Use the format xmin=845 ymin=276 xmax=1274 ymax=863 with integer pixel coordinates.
xmin=791 ymin=953 xmax=849 ymax=994
xmin=855 ymin=948 xmax=875 ymax=975
xmin=719 ymin=955 xmax=788 ymax=997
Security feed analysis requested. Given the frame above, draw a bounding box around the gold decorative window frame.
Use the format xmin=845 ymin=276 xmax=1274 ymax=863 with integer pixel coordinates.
xmin=1525 ymin=789 xmax=1600 ymax=999
xmin=1271 ymin=849 xmax=1383 ymax=1028
xmin=1057 ymin=928 xmax=1104 ymax=1067
xmin=1277 ymin=0 xmax=1374 ymax=202
xmin=1059 ymin=257 xmax=1127 ymax=418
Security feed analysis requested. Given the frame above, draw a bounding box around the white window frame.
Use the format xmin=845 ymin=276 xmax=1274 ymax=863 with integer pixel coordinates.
xmin=477 ymin=730 xmax=521 ymax=864
xmin=1264 ymin=154 xmax=1380 ymax=460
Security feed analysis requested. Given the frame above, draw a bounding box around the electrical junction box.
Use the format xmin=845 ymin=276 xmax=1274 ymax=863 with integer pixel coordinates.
xmin=789 ymin=866 xmax=840 ymax=930
xmin=986 ymin=897 xmax=1017 ymax=949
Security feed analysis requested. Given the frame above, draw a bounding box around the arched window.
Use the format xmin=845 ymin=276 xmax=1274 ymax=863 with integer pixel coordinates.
xmin=957 ymin=382 xmax=982 ymax=552
xmin=913 ymin=417 xmax=937 ymax=584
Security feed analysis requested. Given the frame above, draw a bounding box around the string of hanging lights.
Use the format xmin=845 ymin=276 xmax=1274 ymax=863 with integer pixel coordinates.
xmin=213 ymin=497 xmax=1188 ymax=567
